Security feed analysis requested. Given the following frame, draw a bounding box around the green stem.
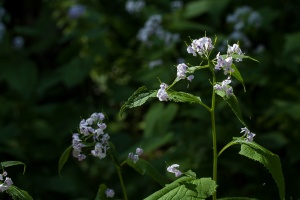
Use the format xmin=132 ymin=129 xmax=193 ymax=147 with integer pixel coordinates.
xmin=115 ymin=164 xmax=128 ymax=200
xmin=210 ymin=62 xmax=218 ymax=200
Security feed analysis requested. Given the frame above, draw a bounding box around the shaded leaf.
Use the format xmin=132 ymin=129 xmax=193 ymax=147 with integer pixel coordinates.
xmin=126 ymin=158 xmax=168 ymax=187
xmin=144 ymin=176 xmax=217 ymax=200
xmin=0 ymin=161 xmax=26 ymax=174
xmin=231 ymin=64 xmax=246 ymax=92
xmin=95 ymin=184 xmax=108 ymax=200
xmin=120 ymin=86 xmax=157 ymax=116
xmin=58 ymin=145 xmax=72 ymax=176
xmin=6 ymin=185 xmax=33 ymax=200
xmin=218 ymin=198 xmax=258 ymax=200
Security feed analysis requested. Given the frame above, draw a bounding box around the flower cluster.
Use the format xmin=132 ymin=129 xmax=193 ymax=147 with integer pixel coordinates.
xmin=137 ymin=14 xmax=179 ymax=46
xmin=128 ymin=147 xmax=143 ymax=164
xmin=170 ymin=1 xmax=183 ymax=11
xmin=68 ymin=4 xmax=86 ymax=19
xmin=125 ymin=0 xmax=145 ymax=14
xmin=214 ymin=77 xmax=234 ymax=97
xmin=240 ymin=127 xmax=256 ymax=142
xmin=176 ymin=63 xmax=194 ymax=82
xmin=72 ymin=112 xmax=110 ymax=161
xmin=105 ymin=188 xmax=115 ymax=198
xmin=187 ymin=37 xmax=214 ymax=57
xmin=167 ymin=164 xmax=182 ymax=177
xmin=0 ymin=171 xmax=13 ymax=192
xmin=157 ymin=83 xmax=169 ymax=101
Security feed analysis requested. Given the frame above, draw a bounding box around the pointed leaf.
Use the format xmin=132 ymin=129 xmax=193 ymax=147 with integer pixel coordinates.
xmin=218 ymin=198 xmax=258 ymax=200
xmin=168 ymin=91 xmax=202 ymax=104
xmin=144 ymin=176 xmax=217 ymax=200
xmin=218 ymin=138 xmax=285 ymax=200
xmin=58 ymin=145 xmax=72 ymax=175
xmin=1 ymin=161 xmax=26 ymax=174
xmin=95 ymin=184 xmax=109 ymax=200
xmin=186 ymin=64 xmax=209 ymax=74
xmin=222 ymin=94 xmax=246 ymax=127
xmin=6 ymin=185 xmax=33 ymax=200
xmin=231 ymin=64 xmax=246 ymax=92
xmin=120 ymin=86 xmax=157 ymax=116
xmin=232 ymin=54 xmax=259 ymax=62
xmin=126 ymin=159 xmax=168 ymax=186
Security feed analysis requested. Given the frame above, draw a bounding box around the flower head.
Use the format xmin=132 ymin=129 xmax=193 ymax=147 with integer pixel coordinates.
xmin=240 ymin=127 xmax=256 ymax=142
xmin=215 ymin=52 xmax=234 ymax=75
xmin=0 ymin=172 xmax=13 ymax=193
xmin=214 ymin=77 xmax=234 ymax=96
xmin=105 ymin=188 xmax=115 ymax=198
xmin=176 ymin=63 xmax=188 ymax=79
xmin=187 ymin=37 xmax=214 ymax=57
xmin=227 ymin=43 xmax=243 ymax=62
xmin=157 ymin=83 xmax=169 ymax=101
xmin=167 ymin=164 xmax=182 ymax=177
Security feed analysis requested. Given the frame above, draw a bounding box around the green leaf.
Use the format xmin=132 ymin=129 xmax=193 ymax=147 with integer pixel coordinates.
xmin=219 ymin=138 xmax=285 ymax=200
xmin=58 ymin=145 xmax=72 ymax=176
xmin=95 ymin=184 xmax=108 ymax=200
xmin=239 ymin=143 xmax=285 ymax=200
xmin=168 ymin=91 xmax=202 ymax=104
xmin=231 ymin=64 xmax=246 ymax=92
xmin=126 ymin=158 xmax=168 ymax=186
xmin=218 ymin=198 xmax=258 ymax=200
xmin=221 ymin=94 xmax=246 ymax=127
xmin=120 ymin=86 xmax=157 ymax=116
xmin=144 ymin=176 xmax=217 ymax=200
xmin=186 ymin=64 xmax=209 ymax=74
xmin=0 ymin=161 xmax=26 ymax=174
xmin=231 ymin=54 xmax=259 ymax=62
xmin=6 ymin=185 xmax=33 ymax=200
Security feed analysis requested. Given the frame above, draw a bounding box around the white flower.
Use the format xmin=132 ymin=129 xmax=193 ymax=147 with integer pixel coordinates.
xmin=214 ymin=78 xmax=234 ymax=96
xmin=136 ymin=147 xmax=143 ymax=156
xmin=240 ymin=127 xmax=256 ymax=142
xmin=215 ymin=53 xmax=234 ymax=75
xmin=105 ymin=188 xmax=115 ymax=198
xmin=91 ymin=143 xmax=107 ymax=159
xmin=187 ymin=75 xmax=194 ymax=82
xmin=167 ymin=164 xmax=182 ymax=177
xmin=227 ymin=43 xmax=243 ymax=62
xmin=157 ymin=83 xmax=169 ymax=101
xmin=187 ymin=37 xmax=214 ymax=57
xmin=176 ymin=63 xmax=188 ymax=79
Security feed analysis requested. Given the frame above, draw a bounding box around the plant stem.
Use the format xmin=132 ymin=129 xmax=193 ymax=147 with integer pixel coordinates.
xmin=115 ymin=164 xmax=128 ymax=200
xmin=210 ymin=62 xmax=218 ymax=200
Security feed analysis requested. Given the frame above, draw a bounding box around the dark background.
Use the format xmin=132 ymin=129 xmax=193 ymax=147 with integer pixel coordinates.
xmin=0 ymin=0 xmax=300 ymax=199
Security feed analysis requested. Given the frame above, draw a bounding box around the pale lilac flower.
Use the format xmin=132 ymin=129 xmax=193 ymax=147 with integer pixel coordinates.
xmin=171 ymin=1 xmax=183 ymax=11
xmin=12 ymin=36 xmax=24 ymax=49
xmin=215 ymin=53 xmax=234 ymax=75
xmin=187 ymin=37 xmax=214 ymax=57
xmin=176 ymin=63 xmax=188 ymax=79
xmin=105 ymin=188 xmax=115 ymax=198
xmin=167 ymin=164 xmax=182 ymax=177
xmin=91 ymin=143 xmax=107 ymax=159
xmin=72 ymin=133 xmax=86 ymax=161
xmin=68 ymin=4 xmax=86 ymax=19
xmin=128 ymin=152 xmax=139 ymax=163
xmin=157 ymin=83 xmax=169 ymax=101
xmin=0 ymin=172 xmax=13 ymax=193
xmin=136 ymin=147 xmax=143 ymax=156
xmin=227 ymin=43 xmax=244 ymax=62
xmin=214 ymin=78 xmax=234 ymax=96
xmin=187 ymin=75 xmax=194 ymax=82
xmin=241 ymin=127 xmax=256 ymax=142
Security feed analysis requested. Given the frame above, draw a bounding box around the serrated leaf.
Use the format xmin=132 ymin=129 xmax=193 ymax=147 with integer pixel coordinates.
xmin=218 ymin=198 xmax=258 ymax=200
xmin=231 ymin=64 xmax=246 ymax=92
xmin=239 ymin=143 xmax=285 ymax=200
xmin=168 ymin=91 xmax=201 ymax=104
xmin=186 ymin=65 xmax=209 ymax=74
xmin=95 ymin=184 xmax=108 ymax=200
xmin=58 ymin=145 xmax=72 ymax=176
xmin=219 ymin=138 xmax=285 ymax=200
xmin=120 ymin=86 xmax=157 ymax=116
xmin=222 ymin=94 xmax=246 ymax=127
xmin=144 ymin=177 xmax=217 ymax=200
xmin=6 ymin=185 xmax=33 ymax=200
xmin=126 ymin=159 xmax=168 ymax=186
xmin=1 ymin=161 xmax=26 ymax=174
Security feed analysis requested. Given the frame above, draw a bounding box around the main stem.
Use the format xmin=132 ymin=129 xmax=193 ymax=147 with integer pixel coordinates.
xmin=116 ymin=164 xmax=128 ymax=200
xmin=210 ymin=62 xmax=218 ymax=200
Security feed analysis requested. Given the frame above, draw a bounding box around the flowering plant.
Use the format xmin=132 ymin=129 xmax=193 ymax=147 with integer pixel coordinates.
xmin=59 ymin=35 xmax=285 ymax=200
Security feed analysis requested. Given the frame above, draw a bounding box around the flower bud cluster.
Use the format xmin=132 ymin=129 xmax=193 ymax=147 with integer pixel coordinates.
xmin=0 ymin=171 xmax=13 ymax=192
xmin=128 ymin=147 xmax=143 ymax=164
xmin=72 ymin=112 xmax=110 ymax=161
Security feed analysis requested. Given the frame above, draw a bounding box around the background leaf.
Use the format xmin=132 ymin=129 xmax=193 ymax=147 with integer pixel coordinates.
xmin=58 ymin=145 xmax=72 ymax=176
xmin=0 ymin=161 xmax=26 ymax=174
xmin=6 ymin=185 xmax=33 ymax=200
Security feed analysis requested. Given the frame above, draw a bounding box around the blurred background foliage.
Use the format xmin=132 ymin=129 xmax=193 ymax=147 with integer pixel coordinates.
xmin=0 ymin=0 xmax=299 ymax=199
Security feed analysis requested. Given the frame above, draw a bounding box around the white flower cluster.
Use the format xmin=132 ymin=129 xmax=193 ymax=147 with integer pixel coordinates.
xmin=214 ymin=77 xmax=233 ymax=97
xmin=176 ymin=63 xmax=194 ymax=82
xmin=167 ymin=164 xmax=182 ymax=177
xmin=125 ymin=0 xmax=145 ymax=14
xmin=72 ymin=112 xmax=110 ymax=161
xmin=128 ymin=147 xmax=143 ymax=164
xmin=137 ymin=14 xmax=180 ymax=46
xmin=157 ymin=83 xmax=169 ymax=101
xmin=187 ymin=37 xmax=214 ymax=57
xmin=0 ymin=171 xmax=13 ymax=192
xmin=170 ymin=1 xmax=183 ymax=11
xmin=240 ymin=127 xmax=256 ymax=142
